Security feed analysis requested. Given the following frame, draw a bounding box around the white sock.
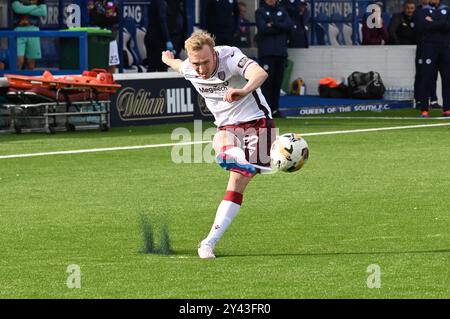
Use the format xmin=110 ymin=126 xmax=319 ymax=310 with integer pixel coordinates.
xmin=202 ymin=200 xmax=241 ymax=248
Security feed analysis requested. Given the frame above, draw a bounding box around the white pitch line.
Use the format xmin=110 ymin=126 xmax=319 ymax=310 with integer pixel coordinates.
xmin=1 ymin=122 xmax=449 ymax=160
xmin=300 ymin=122 xmax=450 ymax=137
xmin=0 ymin=141 xmax=209 ymax=160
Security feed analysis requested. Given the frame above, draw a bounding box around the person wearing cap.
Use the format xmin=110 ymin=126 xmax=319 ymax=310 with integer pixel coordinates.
xmin=413 ymin=0 xmax=450 ymax=117
xmin=280 ymin=0 xmax=310 ymax=48
xmin=255 ymin=0 xmax=293 ymax=117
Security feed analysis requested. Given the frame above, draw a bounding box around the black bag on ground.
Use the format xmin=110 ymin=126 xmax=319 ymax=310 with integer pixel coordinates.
xmin=347 ymin=71 xmax=385 ymax=99
xmin=318 ymin=83 xmax=350 ymax=98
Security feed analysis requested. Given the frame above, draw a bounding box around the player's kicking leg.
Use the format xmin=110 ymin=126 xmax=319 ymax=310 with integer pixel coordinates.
xmin=213 ymin=130 xmax=259 ymax=177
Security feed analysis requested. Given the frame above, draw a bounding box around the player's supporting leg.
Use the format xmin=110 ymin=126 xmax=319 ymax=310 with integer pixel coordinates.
xmin=198 ymin=130 xmax=255 ymax=259
xmin=198 ymin=171 xmax=252 ymax=259
xmin=213 ymin=130 xmax=257 ymax=177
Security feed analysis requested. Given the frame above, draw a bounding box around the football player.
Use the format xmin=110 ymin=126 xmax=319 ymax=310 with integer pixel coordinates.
xmin=162 ymin=30 xmax=276 ymax=259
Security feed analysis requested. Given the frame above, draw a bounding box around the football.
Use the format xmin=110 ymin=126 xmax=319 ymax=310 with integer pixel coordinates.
xmin=270 ymin=133 xmax=309 ymax=172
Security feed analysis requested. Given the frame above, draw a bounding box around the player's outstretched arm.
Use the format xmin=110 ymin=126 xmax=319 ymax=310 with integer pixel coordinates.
xmin=224 ymin=63 xmax=268 ymax=103
xmin=161 ymin=50 xmax=183 ymax=73
xmin=242 ymin=63 xmax=268 ymax=93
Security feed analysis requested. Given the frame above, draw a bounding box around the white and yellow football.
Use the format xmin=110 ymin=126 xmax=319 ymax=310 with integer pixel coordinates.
xmin=270 ymin=133 xmax=309 ymax=172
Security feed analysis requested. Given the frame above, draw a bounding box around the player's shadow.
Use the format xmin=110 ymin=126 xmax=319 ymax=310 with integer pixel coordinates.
xmin=220 ymin=248 xmax=450 ymax=258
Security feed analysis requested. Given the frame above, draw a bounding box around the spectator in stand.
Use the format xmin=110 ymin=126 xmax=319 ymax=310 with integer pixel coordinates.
xmin=87 ymin=0 xmax=120 ymax=72
xmin=11 ymin=0 xmax=47 ymax=70
xmin=280 ymin=0 xmax=310 ymax=48
xmin=145 ymin=0 xmax=174 ymax=71
xmin=167 ymin=0 xmax=187 ymax=59
xmin=255 ymin=0 xmax=293 ymax=117
xmin=233 ymin=1 xmax=252 ymax=48
xmin=200 ymin=0 xmax=240 ymax=46
xmin=388 ymin=0 xmax=416 ymax=45
xmin=362 ymin=1 xmax=389 ymax=45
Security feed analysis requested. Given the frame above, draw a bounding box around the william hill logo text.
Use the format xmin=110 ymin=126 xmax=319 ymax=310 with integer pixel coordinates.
xmin=117 ymin=87 xmax=194 ymax=120
xmin=166 ymin=88 xmax=194 ymax=114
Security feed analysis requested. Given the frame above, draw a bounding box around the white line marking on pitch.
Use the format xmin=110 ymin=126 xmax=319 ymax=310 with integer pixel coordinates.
xmin=1 ymin=122 xmax=449 ymax=160
xmin=0 ymin=141 xmax=207 ymax=159
xmin=300 ymin=122 xmax=450 ymax=136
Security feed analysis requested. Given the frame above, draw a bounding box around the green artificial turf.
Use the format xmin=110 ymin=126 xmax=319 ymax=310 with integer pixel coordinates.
xmin=0 ymin=109 xmax=449 ymax=298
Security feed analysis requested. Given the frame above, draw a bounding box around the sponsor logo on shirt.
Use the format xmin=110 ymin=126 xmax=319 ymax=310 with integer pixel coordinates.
xmin=198 ymin=81 xmax=230 ymax=94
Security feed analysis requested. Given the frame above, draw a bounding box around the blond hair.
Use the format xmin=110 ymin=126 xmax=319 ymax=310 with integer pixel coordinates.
xmin=184 ymin=30 xmax=215 ymax=52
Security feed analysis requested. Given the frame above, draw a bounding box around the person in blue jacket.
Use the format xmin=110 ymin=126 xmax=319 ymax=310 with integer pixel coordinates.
xmin=280 ymin=0 xmax=309 ymax=48
xmin=11 ymin=0 xmax=47 ymax=70
xmin=255 ymin=0 xmax=293 ymax=117
xmin=413 ymin=0 xmax=450 ymax=117
xmin=200 ymin=0 xmax=240 ymax=46
xmin=145 ymin=0 xmax=175 ymax=71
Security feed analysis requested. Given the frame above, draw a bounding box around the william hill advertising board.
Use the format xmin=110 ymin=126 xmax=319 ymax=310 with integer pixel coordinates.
xmin=110 ymin=74 xmax=213 ymax=127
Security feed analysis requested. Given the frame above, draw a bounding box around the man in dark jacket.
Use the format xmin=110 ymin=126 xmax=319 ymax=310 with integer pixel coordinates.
xmin=256 ymin=0 xmax=293 ymax=117
xmin=166 ymin=0 xmax=187 ymax=58
xmin=413 ymin=0 xmax=441 ymax=109
xmin=388 ymin=0 xmax=416 ymax=44
xmin=280 ymin=0 xmax=309 ymax=48
xmin=413 ymin=0 xmax=450 ymax=117
xmin=145 ymin=0 xmax=174 ymax=71
xmin=200 ymin=0 xmax=240 ymax=46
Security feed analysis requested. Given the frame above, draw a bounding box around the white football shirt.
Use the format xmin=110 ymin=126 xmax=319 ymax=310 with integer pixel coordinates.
xmin=180 ymin=46 xmax=272 ymax=127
